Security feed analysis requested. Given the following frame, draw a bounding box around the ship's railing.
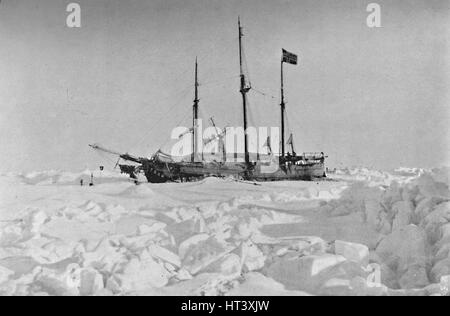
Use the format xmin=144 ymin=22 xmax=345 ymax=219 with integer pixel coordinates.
xmin=302 ymin=152 xmax=325 ymax=159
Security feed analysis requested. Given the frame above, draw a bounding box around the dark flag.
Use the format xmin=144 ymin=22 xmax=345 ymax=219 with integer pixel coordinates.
xmin=282 ymin=49 xmax=298 ymax=65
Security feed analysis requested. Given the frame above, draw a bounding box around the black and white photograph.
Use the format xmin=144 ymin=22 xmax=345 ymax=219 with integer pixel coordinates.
xmin=0 ymin=0 xmax=449 ymax=299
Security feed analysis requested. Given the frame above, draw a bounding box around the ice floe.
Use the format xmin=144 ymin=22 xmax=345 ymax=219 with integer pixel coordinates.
xmin=1 ymin=167 xmax=449 ymax=296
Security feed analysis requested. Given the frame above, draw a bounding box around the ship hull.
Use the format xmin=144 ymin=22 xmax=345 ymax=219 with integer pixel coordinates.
xmin=249 ymin=162 xmax=326 ymax=181
xmin=140 ymin=158 xmax=326 ymax=183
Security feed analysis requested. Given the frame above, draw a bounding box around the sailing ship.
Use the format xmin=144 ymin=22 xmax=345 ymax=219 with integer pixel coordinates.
xmin=90 ymin=19 xmax=326 ymax=183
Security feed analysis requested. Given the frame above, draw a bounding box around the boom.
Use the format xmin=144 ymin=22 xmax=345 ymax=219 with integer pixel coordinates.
xmin=89 ymin=144 xmax=143 ymax=164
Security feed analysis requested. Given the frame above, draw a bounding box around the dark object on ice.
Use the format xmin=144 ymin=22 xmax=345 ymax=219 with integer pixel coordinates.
xmin=90 ymin=19 xmax=327 ymax=183
xmin=80 ymin=179 xmax=84 ymax=186
xmin=99 ymin=166 xmax=104 ymax=171
xmin=89 ymin=173 xmax=94 ymax=186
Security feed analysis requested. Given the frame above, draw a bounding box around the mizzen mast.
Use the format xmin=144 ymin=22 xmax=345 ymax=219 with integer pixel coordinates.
xmin=280 ymin=60 xmax=286 ymax=157
xmin=280 ymin=49 xmax=298 ymax=157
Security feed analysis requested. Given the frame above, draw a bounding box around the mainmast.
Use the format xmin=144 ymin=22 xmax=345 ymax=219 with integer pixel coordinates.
xmin=192 ymin=57 xmax=199 ymax=163
xmin=238 ymin=17 xmax=250 ymax=164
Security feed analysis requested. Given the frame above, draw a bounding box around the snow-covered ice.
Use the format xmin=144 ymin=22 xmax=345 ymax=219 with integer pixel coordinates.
xmin=0 ymin=167 xmax=449 ymax=296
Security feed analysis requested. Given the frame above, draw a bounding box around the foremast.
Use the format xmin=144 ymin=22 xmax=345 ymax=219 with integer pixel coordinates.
xmin=192 ymin=57 xmax=200 ymax=163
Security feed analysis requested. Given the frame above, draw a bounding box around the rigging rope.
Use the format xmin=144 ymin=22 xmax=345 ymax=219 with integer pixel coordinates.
xmin=156 ymin=107 xmax=192 ymax=152
xmin=114 ymin=32 xmax=246 ymax=156
xmin=285 ymin=107 xmax=324 ymax=153
xmin=132 ymin=32 xmax=242 ymax=153
xmin=131 ymin=86 xmax=193 ymax=152
xmin=251 ymin=87 xmax=277 ymax=100
xmin=241 ymin=45 xmax=252 ymax=88
xmin=200 ymin=75 xmax=240 ymax=87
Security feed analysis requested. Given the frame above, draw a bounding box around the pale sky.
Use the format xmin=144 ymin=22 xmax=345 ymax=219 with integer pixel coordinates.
xmin=0 ymin=0 xmax=449 ymax=172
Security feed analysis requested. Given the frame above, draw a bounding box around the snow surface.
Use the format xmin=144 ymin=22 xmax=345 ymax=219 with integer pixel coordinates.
xmin=0 ymin=167 xmax=449 ymax=296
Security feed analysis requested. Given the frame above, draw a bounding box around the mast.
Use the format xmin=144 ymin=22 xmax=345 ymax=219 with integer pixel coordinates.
xmin=192 ymin=57 xmax=199 ymax=163
xmin=238 ymin=17 xmax=250 ymax=164
xmin=280 ymin=49 xmax=298 ymax=158
xmin=281 ymin=60 xmax=286 ymax=157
